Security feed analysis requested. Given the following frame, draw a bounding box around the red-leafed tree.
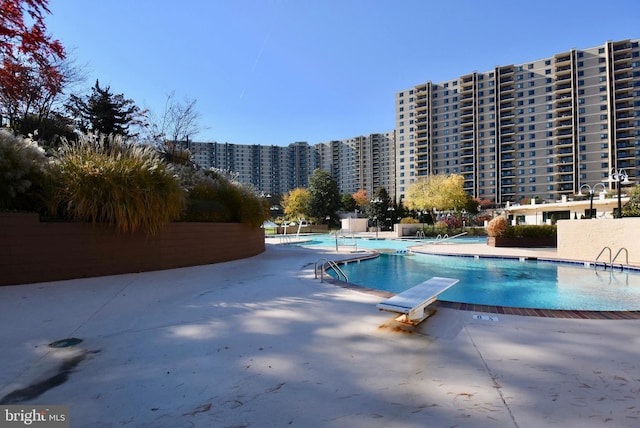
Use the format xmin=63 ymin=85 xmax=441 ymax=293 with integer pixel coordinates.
xmin=0 ymin=0 xmax=66 ymax=127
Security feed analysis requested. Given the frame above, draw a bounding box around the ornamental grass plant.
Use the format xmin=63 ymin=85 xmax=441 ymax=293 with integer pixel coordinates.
xmin=0 ymin=130 xmax=48 ymax=211
xmin=178 ymin=166 xmax=269 ymax=228
xmin=48 ymin=134 xmax=185 ymax=235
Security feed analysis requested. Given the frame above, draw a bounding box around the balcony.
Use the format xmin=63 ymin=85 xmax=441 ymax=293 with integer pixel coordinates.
xmin=615 ymin=102 xmax=634 ymax=111
xmin=614 ymin=63 xmax=632 ymax=71
xmin=616 ymin=132 xmax=634 ymax=140
xmin=615 ymin=73 xmax=633 ymax=82
xmin=617 ymin=149 xmax=634 ymax=159
xmin=613 ymin=42 xmax=632 ymax=52
xmin=555 ymin=83 xmax=572 ymax=92
xmin=556 ymin=101 xmax=573 ymax=111
xmin=557 ymin=156 xmax=574 ymax=164
xmin=557 ymin=137 xmax=573 ymax=146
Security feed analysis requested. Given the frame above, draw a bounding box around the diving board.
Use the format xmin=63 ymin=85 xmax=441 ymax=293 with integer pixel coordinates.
xmin=377 ymin=277 xmax=459 ymax=324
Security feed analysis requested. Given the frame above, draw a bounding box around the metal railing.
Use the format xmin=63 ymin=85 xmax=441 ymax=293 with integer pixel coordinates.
xmin=314 ymin=258 xmax=348 ymax=283
xmin=611 ymin=247 xmax=629 ymax=271
xmin=594 ymin=246 xmax=612 ymax=270
xmin=433 ymin=231 xmax=468 ymax=244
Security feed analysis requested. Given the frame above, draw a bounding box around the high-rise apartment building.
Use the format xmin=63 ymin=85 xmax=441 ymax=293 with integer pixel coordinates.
xmin=395 ymin=39 xmax=639 ymax=204
xmin=184 ymin=131 xmax=395 ymax=198
xmin=316 ymin=131 xmax=396 ymax=198
xmin=186 ymin=141 xmax=317 ymax=196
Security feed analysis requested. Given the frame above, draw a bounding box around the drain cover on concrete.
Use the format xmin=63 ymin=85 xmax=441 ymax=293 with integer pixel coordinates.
xmin=48 ymin=338 xmax=83 ymax=348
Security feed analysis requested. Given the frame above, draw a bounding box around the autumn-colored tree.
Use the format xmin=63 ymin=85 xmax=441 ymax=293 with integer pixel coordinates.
xmin=281 ymin=187 xmax=310 ymax=221
xmin=404 ymin=174 xmax=470 ymax=215
xmin=0 ymin=0 xmax=66 ymax=126
xmin=352 ymin=189 xmax=368 ymax=207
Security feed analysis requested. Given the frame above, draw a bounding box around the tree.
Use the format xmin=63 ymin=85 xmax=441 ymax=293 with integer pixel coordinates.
xmin=621 ymin=185 xmax=640 ymax=217
xmin=66 ymin=80 xmax=144 ymax=138
xmin=307 ymin=169 xmax=340 ymax=225
xmin=281 ymin=187 xmax=310 ymax=221
xmin=352 ymin=189 xmax=368 ymax=208
xmin=404 ymin=174 xmax=469 ymax=216
xmin=0 ymin=0 xmax=66 ymax=127
xmin=146 ymin=91 xmax=203 ymax=164
xmin=149 ymin=91 xmax=202 ymax=144
xmin=367 ymin=187 xmax=392 ymax=228
xmin=341 ymin=193 xmax=357 ymax=212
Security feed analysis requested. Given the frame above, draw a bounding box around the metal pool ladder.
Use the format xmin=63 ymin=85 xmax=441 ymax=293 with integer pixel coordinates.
xmin=594 ymin=247 xmax=611 ymax=270
xmin=611 ymin=247 xmax=629 ymax=271
xmin=594 ymin=246 xmax=629 ymax=271
xmin=315 ymin=258 xmax=348 ymax=283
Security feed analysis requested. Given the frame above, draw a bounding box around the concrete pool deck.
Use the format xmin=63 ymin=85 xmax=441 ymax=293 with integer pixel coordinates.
xmin=1 ymin=241 xmax=640 ymax=427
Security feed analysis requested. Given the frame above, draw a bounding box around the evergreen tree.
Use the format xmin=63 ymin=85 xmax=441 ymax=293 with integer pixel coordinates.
xmin=66 ymin=80 xmax=143 ymax=137
xmin=307 ymin=169 xmax=340 ymax=225
xmin=366 ymin=187 xmax=392 ymax=229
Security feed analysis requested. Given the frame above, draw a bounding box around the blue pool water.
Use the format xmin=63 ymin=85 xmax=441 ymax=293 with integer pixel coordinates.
xmin=296 ymin=235 xmax=640 ymax=311
xmin=298 ymin=234 xmax=485 ymax=251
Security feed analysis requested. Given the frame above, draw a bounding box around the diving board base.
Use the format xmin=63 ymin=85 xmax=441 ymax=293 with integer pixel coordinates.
xmin=377 ymin=277 xmax=459 ymax=325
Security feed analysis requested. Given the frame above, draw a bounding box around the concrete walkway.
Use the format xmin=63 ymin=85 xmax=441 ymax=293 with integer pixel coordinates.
xmin=1 ymin=243 xmax=639 ymax=427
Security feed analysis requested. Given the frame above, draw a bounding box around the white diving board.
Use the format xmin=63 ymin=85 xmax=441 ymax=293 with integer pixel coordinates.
xmin=377 ymin=277 xmax=459 ymax=324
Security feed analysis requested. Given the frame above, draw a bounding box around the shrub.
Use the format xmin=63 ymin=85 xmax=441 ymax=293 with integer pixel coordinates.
xmin=0 ymin=130 xmax=48 ymax=211
xmin=486 ymin=215 xmax=508 ymax=237
xmin=621 ymin=185 xmax=640 ymax=217
xmin=48 ymin=134 xmax=185 ymax=234
xmin=503 ymin=224 xmax=557 ymax=238
xmin=178 ymin=166 xmax=269 ymax=228
xmin=399 ymin=217 xmax=419 ymax=224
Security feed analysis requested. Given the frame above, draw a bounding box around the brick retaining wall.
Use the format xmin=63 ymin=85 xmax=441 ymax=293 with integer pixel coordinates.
xmin=0 ymin=213 xmax=265 ymax=285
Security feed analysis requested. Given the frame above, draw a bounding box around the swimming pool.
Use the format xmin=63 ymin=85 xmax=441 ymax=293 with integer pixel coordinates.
xmin=296 ymin=235 xmax=640 ymax=311
xmin=297 ymin=234 xmax=486 ymax=251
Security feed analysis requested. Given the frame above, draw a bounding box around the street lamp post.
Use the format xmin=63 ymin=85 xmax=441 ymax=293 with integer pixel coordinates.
xmin=370 ymin=198 xmax=382 ymax=237
xmin=609 ymin=169 xmax=631 ymax=219
xmin=577 ymin=183 xmax=607 ymax=219
xmin=373 ymin=216 xmax=378 ymax=239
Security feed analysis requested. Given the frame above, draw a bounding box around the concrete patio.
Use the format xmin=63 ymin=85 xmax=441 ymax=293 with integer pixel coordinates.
xmin=1 ymin=243 xmax=639 ymax=427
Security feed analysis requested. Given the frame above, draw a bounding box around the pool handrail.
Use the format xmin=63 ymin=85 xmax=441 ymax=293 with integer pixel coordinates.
xmin=314 ymin=258 xmax=349 ymax=283
xmin=433 ymin=231 xmax=468 ymax=244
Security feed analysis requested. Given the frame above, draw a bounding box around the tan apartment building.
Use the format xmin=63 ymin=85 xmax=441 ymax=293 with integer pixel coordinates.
xmin=395 ymin=39 xmax=640 ymax=205
xmin=184 ymin=131 xmax=395 ymax=200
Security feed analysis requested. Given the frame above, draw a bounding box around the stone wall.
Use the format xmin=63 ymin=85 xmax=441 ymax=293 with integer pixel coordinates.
xmin=0 ymin=213 xmax=265 ymax=285
xmin=557 ymin=218 xmax=640 ymax=266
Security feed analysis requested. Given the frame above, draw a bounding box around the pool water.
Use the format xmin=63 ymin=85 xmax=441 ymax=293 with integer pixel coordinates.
xmin=296 ymin=235 xmax=640 ymax=311
xmin=299 ymin=234 xmax=486 ymax=251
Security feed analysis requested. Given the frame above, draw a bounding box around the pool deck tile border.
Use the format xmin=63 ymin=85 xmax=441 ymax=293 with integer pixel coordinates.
xmin=435 ymin=301 xmax=640 ymax=319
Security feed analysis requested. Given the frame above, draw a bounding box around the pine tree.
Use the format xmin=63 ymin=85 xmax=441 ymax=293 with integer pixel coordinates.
xmin=66 ymin=80 xmax=143 ymax=138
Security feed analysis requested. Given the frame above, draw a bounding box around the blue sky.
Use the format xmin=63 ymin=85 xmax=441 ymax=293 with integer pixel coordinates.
xmin=46 ymin=0 xmax=640 ymax=146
